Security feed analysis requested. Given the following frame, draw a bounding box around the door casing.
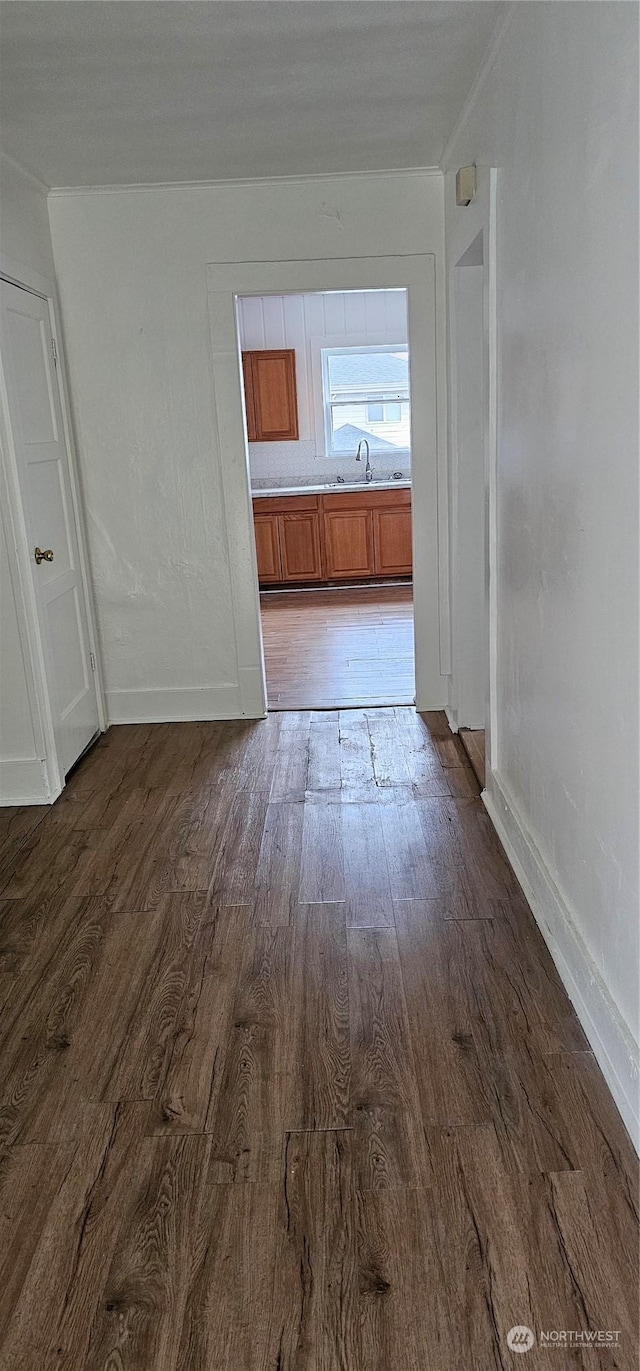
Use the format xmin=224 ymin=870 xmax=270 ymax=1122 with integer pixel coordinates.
xmin=206 ymin=254 xmax=449 ymax=715
xmin=446 ymin=168 xmax=498 ymax=778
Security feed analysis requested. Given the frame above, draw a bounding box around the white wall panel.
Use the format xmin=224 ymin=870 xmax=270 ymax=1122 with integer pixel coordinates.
xmin=49 ymin=171 xmax=446 ymax=718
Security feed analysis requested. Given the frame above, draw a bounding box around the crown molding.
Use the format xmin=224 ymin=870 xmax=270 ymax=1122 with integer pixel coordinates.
xmin=440 ymin=2 xmax=516 ymax=173
xmin=47 ymin=165 xmax=442 ymax=198
xmin=0 ymin=149 xmax=50 ymax=195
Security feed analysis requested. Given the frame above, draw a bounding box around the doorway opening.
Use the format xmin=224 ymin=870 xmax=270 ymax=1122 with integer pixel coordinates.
xmin=236 ymin=287 xmax=415 ymax=710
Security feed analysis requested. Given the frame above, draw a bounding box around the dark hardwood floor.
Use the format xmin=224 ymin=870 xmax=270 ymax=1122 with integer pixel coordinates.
xmin=0 ymin=709 xmax=637 ymax=1369
xmin=260 ymin=584 xmax=414 ymax=708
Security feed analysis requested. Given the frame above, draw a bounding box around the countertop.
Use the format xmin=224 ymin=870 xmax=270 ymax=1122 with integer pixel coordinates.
xmin=252 ymin=480 xmax=411 ymax=498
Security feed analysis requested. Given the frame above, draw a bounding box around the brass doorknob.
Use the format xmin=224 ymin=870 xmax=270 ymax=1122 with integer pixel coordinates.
xmin=34 ymin=547 xmax=54 ymax=564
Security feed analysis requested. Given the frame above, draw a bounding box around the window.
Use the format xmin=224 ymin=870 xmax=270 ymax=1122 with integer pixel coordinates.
xmin=321 ymin=344 xmax=410 ymax=457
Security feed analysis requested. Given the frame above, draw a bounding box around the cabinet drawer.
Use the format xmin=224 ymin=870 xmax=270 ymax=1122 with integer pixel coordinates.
xmin=323 ymin=487 xmax=411 ymax=511
xmin=252 ymin=495 xmax=319 ymax=515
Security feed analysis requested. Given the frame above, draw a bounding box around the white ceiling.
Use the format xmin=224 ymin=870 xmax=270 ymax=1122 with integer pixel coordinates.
xmin=0 ymin=1 xmax=503 ymax=189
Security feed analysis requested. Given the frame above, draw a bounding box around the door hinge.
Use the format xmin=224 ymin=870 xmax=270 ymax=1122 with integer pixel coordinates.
xmin=51 ymin=336 xmax=57 ymax=366
xmin=89 ymin=651 xmax=96 ymax=671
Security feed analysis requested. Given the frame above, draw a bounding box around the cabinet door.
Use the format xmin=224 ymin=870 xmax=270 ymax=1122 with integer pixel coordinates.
xmin=243 ymin=349 xmax=299 ymax=441
xmin=279 ymin=512 xmax=323 ymax=582
xmin=324 ymin=509 xmax=373 ymax=579
xmin=373 ymin=507 xmax=413 ymax=576
xmin=254 ymin=514 xmax=282 ymax=583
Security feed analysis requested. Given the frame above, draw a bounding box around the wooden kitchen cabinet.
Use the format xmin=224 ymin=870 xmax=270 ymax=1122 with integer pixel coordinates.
xmin=253 ymin=513 xmax=282 ymax=583
xmin=252 ymin=487 xmax=411 ymax=586
xmin=242 ymin=349 xmax=299 ymax=442
xmin=373 ymin=506 xmax=413 ymax=576
xmin=252 ymin=496 xmax=323 ymax=585
xmin=280 ymin=512 xmax=323 ymax=581
xmin=323 ymin=508 xmax=373 ymax=579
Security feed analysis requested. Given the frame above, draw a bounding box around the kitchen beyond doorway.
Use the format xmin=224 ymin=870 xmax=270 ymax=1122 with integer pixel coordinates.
xmin=260 ymin=583 xmax=414 ymax=710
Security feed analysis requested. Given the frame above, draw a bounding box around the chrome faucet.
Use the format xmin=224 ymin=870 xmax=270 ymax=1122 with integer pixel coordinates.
xmin=355 ymin=439 xmax=374 ymax=482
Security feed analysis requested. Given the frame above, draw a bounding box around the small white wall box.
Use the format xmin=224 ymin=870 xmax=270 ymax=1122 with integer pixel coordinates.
xmin=456 ymin=166 xmax=477 ymax=206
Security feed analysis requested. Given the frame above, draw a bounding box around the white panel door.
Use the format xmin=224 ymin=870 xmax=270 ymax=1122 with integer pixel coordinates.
xmin=1 ymin=280 xmax=99 ymax=777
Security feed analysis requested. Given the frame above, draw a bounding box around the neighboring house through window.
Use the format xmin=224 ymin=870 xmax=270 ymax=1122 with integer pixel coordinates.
xmin=319 ymin=344 xmax=410 ymax=457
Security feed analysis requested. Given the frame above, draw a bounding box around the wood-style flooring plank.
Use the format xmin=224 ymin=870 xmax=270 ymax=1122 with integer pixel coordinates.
xmin=177 ymin=1181 xmax=278 ymax=1371
xmin=298 ymin=799 xmax=345 ymax=903
xmin=98 ymin=892 xmax=206 ymax=1103
xmin=367 ymin=713 xmax=412 ymax=787
xmin=353 ymin=1187 xmax=449 ymax=1370
xmin=84 ymin=1130 xmax=211 ymax=1371
xmin=209 ymin=790 xmax=270 ymax=905
xmin=268 ymin=1129 xmax=359 ymax=1369
xmin=287 ymin=903 xmax=350 ymax=1131
xmin=206 ymin=926 xmax=293 ymax=1182
xmin=348 ymin=927 xmax=430 ymax=1189
xmin=393 ymin=900 xmax=490 ymax=1126
xmin=148 ymin=905 xmax=248 ymax=1137
xmin=307 ymin=719 xmax=342 ymax=790
xmin=379 ymin=798 xmax=436 ymax=900
xmin=269 ymin=728 xmax=310 ymax=800
xmin=338 ymin=719 xmax=378 ymax=797
xmin=341 ymin=802 xmax=394 ymax=926
xmin=254 ymin=801 xmax=304 ymax=926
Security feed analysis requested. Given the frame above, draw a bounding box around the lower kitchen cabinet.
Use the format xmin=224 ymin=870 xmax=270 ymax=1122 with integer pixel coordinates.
xmin=254 ymin=514 xmax=282 ymax=583
xmin=372 ymin=506 xmax=412 ymax=576
xmin=323 ymin=508 xmax=372 ymax=579
xmin=280 ymin=511 xmax=323 ymax=581
xmin=252 ymin=486 xmax=411 ymax=586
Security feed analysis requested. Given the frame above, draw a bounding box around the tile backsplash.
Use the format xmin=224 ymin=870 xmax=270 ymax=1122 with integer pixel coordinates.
xmin=248 ymin=439 xmax=410 ymax=490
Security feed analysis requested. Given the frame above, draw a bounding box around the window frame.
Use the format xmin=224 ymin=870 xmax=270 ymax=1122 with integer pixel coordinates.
xmin=310 ymin=335 xmax=411 ymax=459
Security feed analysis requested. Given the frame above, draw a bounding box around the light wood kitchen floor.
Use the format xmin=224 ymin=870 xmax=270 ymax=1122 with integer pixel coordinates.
xmin=260 ymin=583 xmax=414 ymax=708
xmin=0 ymin=708 xmax=637 ymax=1369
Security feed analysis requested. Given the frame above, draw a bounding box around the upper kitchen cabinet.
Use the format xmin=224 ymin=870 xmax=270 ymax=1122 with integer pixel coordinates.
xmin=242 ymin=348 xmax=299 ymax=442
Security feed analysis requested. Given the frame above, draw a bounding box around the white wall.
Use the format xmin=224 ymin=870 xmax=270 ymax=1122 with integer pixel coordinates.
xmin=444 ymin=3 xmax=639 ymax=1141
xmin=48 ymin=171 xmax=445 ymax=723
xmin=237 ymin=289 xmax=410 ymax=488
xmin=0 ymin=154 xmax=55 ymax=801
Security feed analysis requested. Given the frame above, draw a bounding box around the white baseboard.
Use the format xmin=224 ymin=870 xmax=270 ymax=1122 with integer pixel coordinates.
xmin=484 ymin=770 xmax=639 ymax=1151
xmin=105 ymin=683 xmax=264 ymax=724
xmin=0 ymin=755 xmax=54 ymax=805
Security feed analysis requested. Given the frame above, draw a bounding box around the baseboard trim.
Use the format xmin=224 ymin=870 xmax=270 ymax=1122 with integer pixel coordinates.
xmin=0 ymin=755 xmax=53 ymax=805
xmin=105 ymin=684 xmax=264 ymax=724
xmin=483 ymin=770 xmax=639 ymax=1151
